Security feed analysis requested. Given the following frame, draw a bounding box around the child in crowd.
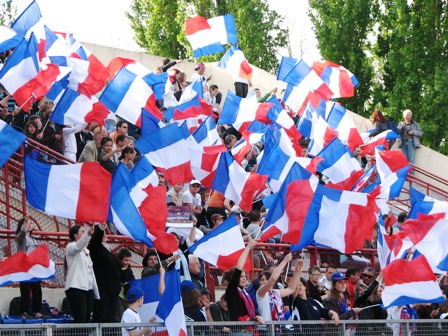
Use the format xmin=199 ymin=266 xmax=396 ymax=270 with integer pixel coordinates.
xmin=121 ymin=287 xmax=155 ymax=336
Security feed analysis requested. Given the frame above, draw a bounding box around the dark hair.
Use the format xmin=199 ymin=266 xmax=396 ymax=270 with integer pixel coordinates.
xmin=345 ymin=267 xmax=361 ymax=277
xmin=258 ymin=271 xmax=271 ymax=281
xmin=224 ymin=134 xmax=237 ymax=146
xmin=69 ymin=225 xmax=82 ymax=242
xmin=162 ymin=58 xmax=171 ymax=65
xmin=101 ymin=137 xmax=113 ymax=147
xmin=119 ymin=146 xmax=135 ymax=160
xmin=209 ymin=84 xmax=218 ymax=91
xmin=326 ymin=265 xmax=337 ymax=272
xmin=263 ymin=263 xmax=275 ymax=271
xmin=308 ymin=266 xmax=320 ymax=275
xmin=200 ymin=288 xmax=212 ymax=298
xmin=23 ymin=120 xmax=38 ymax=138
xmin=116 ymin=120 xmax=127 ymax=130
xmin=248 ymin=210 xmax=261 ymax=223
xmin=117 ymin=248 xmax=132 ymax=261
xmin=397 ymin=211 xmax=408 ymax=223
xmin=182 ymin=288 xmax=201 ymax=309
xmin=142 ymin=250 xmax=157 ymax=267
xmin=116 ymin=133 xmax=126 ymax=144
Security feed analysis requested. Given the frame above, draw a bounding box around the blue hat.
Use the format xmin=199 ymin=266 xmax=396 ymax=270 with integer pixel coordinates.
xmin=126 ymin=287 xmax=145 ymax=302
xmin=180 ymin=280 xmax=195 ymax=294
xmin=331 ymin=272 xmax=347 ymax=281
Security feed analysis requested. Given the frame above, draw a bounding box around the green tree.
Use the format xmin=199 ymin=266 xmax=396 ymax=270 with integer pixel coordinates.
xmin=126 ymin=0 xmax=189 ymax=59
xmin=308 ymin=0 xmax=378 ymax=116
xmin=127 ymin=0 xmax=287 ymax=73
xmin=0 ymin=2 xmax=17 ymax=26
xmin=374 ymin=0 xmax=448 ymax=153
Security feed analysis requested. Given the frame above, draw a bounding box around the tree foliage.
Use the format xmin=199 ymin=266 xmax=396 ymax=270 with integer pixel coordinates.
xmin=126 ymin=0 xmax=287 ymax=73
xmin=309 ymin=0 xmax=448 ymax=154
xmin=308 ymin=0 xmax=377 ymax=116
xmin=0 ymin=2 xmax=17 ymax=27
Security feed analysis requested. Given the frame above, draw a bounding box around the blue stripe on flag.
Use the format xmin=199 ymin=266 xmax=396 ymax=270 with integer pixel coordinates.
xmin=24 ymin=157 xmax=50 ymax=212
xmin=99 ymin=67 xmax=136 ymax=113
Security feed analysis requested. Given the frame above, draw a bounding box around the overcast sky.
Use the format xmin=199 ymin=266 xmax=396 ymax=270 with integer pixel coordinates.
xmin=13 ymin=0 xmax=320 ymax=62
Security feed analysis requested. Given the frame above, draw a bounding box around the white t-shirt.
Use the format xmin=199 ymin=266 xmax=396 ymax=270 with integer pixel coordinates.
xmin=121 ymin=307 xmax=141 ymax=336
xmin=256 ymin=289 xmax=283 ymax=322
xmin=182 ymin=191 xmax=201 ymax=209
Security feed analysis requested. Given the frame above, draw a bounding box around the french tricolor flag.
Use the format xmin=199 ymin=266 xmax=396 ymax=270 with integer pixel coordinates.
xmin=375 ymin=148 xmax=410 ymax=199
xmin=135 ymin=123 xmax=194 ymax=185
xmin=189 ymin=215 xmax=252 ymax=271
xmin=402 ymin=213 xmax=448 ymax=272
xmin=408 ymin=186 xmax=448 ymax=219
xmin=311 ymin=60 xmax=359 ymax=98
xmin=25 ymin=157 xmax=111 ymax=222
xmin=0 ymin=35 xmax=62 ymax=111
xmin=11 ymin=0 xmax=42 ymax=38
xmin=259 ymin=163 xmax=320 ymax=246
xmin=316 ymin=138 xmax=364 ymax=190
xmin=50 ymin=88 xmax=110 ymax=126
xmin=218 ymin=45 xmax=252 ymax=83
xmin=326 ymin=102 xmax=364 ymax=152
xmin=360 ymin=130 xmax=400 ymax=157
xmin=212 ymin=151 xmax=268 ymax=211
xmin=307 ymin=116 xmax=338 ymax=156
xmin=130 ymin=273 xmax=162 ymax=323
xmin=0 ymin=244 xmax=55 ymax=286
xmin=109 ymin=163 xmax=155 ymax=248
xmin=156 ymin=270 xmax=187 ymax=336
xmin=185 ymin=16 xmax=226 ymax=58
xmin=382 ymin=256 xmax=444 ymax=308
xmin=218 ymin=91 xmax=273 ymax=133
xmin=99 ymin=67 xmax=161 ymax=127
xmin=0 ymin=119 xmax=27 ymax=169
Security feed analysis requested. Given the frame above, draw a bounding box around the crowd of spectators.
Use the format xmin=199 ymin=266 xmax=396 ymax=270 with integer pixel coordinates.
xmin=1 ymin=54 xmax=441 ymax=334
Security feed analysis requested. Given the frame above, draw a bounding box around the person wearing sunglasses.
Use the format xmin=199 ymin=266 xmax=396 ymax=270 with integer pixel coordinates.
xmin=362 ymin=267 xmax=376 ymax=285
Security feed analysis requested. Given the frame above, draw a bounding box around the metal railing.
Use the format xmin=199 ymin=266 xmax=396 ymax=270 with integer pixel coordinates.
xmin=0 ymin=319 xmax=447 ymax=335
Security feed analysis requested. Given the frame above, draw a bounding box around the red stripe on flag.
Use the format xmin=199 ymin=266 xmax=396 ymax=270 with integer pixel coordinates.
xmin=77 ymin=162 xmax=111 ymax=222
xmin=185 ymin=16 xmax=211 ymax=35
xmin=217 ymin=248 xmax=253 ymax=272
xmin=239 ymin=173 xmax=268 ymax=211
xmin=254 ymin=103 xmax=273 ymax=124
xmin=84 ymin=101 xmax=110 ymax=126
xmin=344 ymin=198 xmax=377 ymax=254
xmin=284 ymin=180 xmax=314 ymax=244
xmin=160 ymin=161 xmax=194 ymax=186
xmin=383 ymin=256 xmax=437 ymax=286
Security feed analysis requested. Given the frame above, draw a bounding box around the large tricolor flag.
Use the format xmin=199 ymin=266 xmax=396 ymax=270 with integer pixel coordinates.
xmin=218 ymin=45 xmax=252 ymax=83
xmin=99 ymin=67 xmax=161 ymax=127
xmin=156 ymin=270 xmax=187 ymax=336
xmin=109 ymin=163 xmax=155 ymax=248
xmin=0 ymin=119 xmax=27 ymax=169
xmin=311 ymin=60 xmax=359 ymax=98
xmin=25 ymin=157 xmax=111 ymax=222
xmin=134 ymin=123 xmax=194 ymax=185
xmin=0 ymin=244 xmax=55 ymax=286
xmin=382 ymin=256 xmax=444 ymax=308
xmin=218 ymin=90 xmax=273 ymax=133
xmin=185 ymin=15 xmax=237 ymax=58
xmin=189 ymin=215 xmax=252 ymax=271
xmin=212 ymin=152 xmax=268 ymax=211
xmin=259 ymin=163 xmax=320 ymax=246
xmin=402 ymin=213 xmax=448 ymax=271
xmin=50 ymin=88 xmax=110 ymax=126
xmin=185 ymin=16 xmax=225 ymax=58
xmin=360 ymin=129 xmax=400 ymax=157
xmin=316 ymin=138 xmax=364 ymax=190
xmin=408 ymin=186 xmax=448 ymax=219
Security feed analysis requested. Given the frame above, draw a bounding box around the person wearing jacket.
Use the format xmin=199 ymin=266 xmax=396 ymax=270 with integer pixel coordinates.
xmin=65 ymin=225 xmax=99 ymax=323
xmin=397 ymin=109 xmax=423 ymax=164
xmin=87 ymin=222 xmax=122 ymax=323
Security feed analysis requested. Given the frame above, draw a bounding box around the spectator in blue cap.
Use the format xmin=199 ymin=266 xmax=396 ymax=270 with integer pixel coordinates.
xmin=323 ymin=272 xmax=362 ymax=328
xmin=121 ymin=287 xmax=155 ymax=336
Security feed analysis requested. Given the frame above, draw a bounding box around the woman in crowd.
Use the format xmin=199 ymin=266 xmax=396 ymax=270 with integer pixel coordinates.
xmin=397 ymin=109 xmax=423 ymax=164
xmin=290 ymin=277 xmax=340 ymax=335
xmin=23 ymin=120 xmax=38 ymax=140
xmin=98 ymin=137 xmax=119 ymax=174
xmin=324 ymin=272 xmax=362 ymax=336
xmin=369 ymin=109 xmax=389 ymax=138
xmin=180 ymin=279 xmax=213 ymax=334
xmin=119 ymin=146 xmax=136 ymax=171
xmin=256 ymin=253 xmax=302 ymax=324
xmin=65 ymin=225 xmax=99 ymax=323
xmin=223 ymin=238 xmax=264 ymax=333
xmin=16 ymin=216 xmax=45 ymax=319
